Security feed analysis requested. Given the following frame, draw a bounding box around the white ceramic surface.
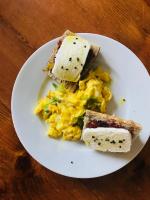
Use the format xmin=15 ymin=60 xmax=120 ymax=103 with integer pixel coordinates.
xmin=11 ymin=33 xmax=150 ymax=178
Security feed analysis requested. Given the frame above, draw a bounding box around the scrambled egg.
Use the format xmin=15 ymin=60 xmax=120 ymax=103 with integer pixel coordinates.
xmin=34 ymin=67 xmax=112 ymax=141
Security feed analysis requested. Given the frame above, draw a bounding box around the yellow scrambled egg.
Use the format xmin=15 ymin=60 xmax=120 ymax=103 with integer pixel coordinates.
xmin=34 ymin=67 xmax=112 ymax=141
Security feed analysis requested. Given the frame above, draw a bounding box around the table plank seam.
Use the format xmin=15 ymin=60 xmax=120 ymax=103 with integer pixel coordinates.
xmin=0 ymin=15 xmax=35 ymax=52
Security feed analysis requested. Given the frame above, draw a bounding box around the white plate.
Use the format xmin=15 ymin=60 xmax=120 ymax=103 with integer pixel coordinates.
xmin=11 ymin=33 xmax=150 ymax=178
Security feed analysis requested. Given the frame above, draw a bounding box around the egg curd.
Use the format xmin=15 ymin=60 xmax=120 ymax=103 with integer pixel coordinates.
xmin=34 ymin=67 xmax=112 ymax=141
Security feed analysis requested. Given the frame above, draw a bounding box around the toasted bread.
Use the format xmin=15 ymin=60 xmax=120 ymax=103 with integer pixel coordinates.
xmin=84 ymin=110 xmax=142 ymax=136
xmin=45 ymin=30 xmax=100 ymax=91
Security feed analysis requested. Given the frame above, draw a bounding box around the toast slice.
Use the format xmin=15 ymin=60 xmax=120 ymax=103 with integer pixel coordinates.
xmin=82 ymin=110 xmax=142 ymax=152
xmin=45 ymin=30 xmax=100 ymax=91
xmin=84 ymin=110 xmax=142 ymax=136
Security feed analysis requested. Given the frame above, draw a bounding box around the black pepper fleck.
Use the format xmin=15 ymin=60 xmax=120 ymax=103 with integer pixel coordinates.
xmin=123 ymin=98 xmax=126 ymax=102
xmin=110 ymin=140 xmax=116 ymax=144
xmin=119 ymin=140 xmax=123 ymax=143
xmin=119 ymin=146 xmax=122 ymax=148
xmin=71 ymin=161 xmax=74 ymax=164
xmin=74 ymin=66 xmax=78 ymax=69
xmin=61 ymin=66 xmax=64 ymax=69
xmin=76 ymin=37 xmax=78 ymax=40
xmin=66 ymin=68 xmax=69 ymax=71
xmin=81 ymin=64 xmax=83 ymax=66
xmin=92 ymin=136 xmax=95 ymax=138
xmin=98 ymin=142 xmax=101 ymax=146
xmin=69 ymin=57 xmax=72 ymax=61
xmin=73 ymin=42 xmax=76 ymax=44
xmin=84 ymin=45 xmax=86 ymax=48
xmin=77 ymin=57 xmax=80 ymax=61
xmin=105 ymin=138 xmax=109 ymax=141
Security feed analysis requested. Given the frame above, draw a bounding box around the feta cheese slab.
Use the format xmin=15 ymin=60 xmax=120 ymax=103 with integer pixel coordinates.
xmin=52 ymin=36 xmax=91 ymax=82
xmin=82 ymin=127 xmax=132 ymax=152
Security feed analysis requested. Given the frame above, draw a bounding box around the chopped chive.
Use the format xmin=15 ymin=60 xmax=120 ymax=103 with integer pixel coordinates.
xmin=49 ymin=97 xmax=61 ymax=105
xmin=45 ymin=110 xmax=49 ymax=113
xmin=52 ymin=83 xmax=58 ymax=89
xmin=43 ymin=105 xmax=49 ymax=113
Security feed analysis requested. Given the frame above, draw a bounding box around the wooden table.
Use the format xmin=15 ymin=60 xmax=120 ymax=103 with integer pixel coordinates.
xmin=0 ymin=0 xmax=150 ymax=199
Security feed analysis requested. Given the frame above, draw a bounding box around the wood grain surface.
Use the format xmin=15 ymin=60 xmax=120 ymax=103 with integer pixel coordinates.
xmin=0 ymin=0 xmax=150 ymax=199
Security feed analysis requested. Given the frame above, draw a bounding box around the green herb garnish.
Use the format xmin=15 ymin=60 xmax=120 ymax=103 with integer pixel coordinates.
xmin=85 ymin=98 xmax=100 ymax=112
xmin=73 ymin=115 xmax=84 ymax=129
xmin=49 ymin=97 xmax=61 ymax=105
xmin=43 ymin=104 xmax=50 ymax=113
xmin=52 ymin=83 xmax=58 ymax=89
xmin=43 ymin=97 xmax=61 ymax=112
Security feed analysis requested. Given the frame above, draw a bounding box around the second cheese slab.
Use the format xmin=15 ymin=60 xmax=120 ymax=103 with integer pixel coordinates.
xmin=82 ymin=127 xmax=132 ymax=152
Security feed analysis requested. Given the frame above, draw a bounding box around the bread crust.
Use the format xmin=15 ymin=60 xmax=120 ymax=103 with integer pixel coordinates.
xmin=84 ymin=110 xmax=142 ymax=135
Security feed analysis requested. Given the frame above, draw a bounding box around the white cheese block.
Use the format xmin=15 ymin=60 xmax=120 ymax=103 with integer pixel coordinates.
xmin=82 ymin=127 xmax=132 ymax=152
xmin=52 ymin=36 xmax=91 ymax=82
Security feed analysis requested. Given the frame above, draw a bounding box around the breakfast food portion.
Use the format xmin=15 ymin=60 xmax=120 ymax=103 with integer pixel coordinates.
xmin=35 ymin=30 xmax=142 ymax=153
xmin=34 ymin=67 xmax=112 ymax=140
xmin=45 ymin=30 xmax=100 ymax=91
xmin=82 ymin=110 xmax=141 ymax=152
